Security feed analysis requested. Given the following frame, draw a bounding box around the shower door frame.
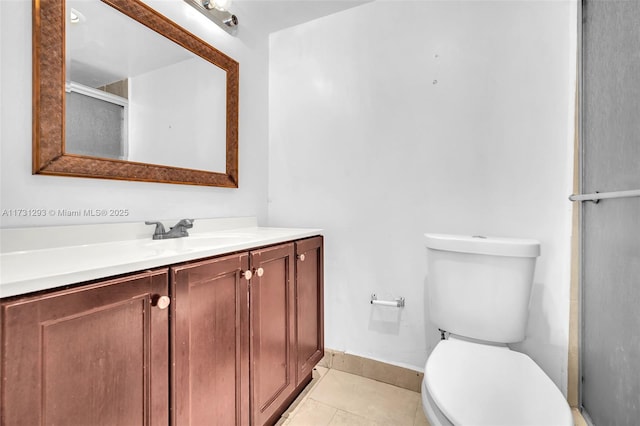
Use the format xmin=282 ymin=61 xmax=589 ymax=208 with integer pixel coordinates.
xmin=576 ymin=0 xmax=640 ymax=424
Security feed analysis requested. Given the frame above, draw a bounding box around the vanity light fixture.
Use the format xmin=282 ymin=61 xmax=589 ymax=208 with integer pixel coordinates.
xmin=69 ymin=8 xmax=85 ymax=24
xmin=184 ymin=0 xmax=238 ymax=35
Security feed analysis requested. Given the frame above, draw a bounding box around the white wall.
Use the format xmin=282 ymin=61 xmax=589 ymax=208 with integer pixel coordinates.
xmin=268 ymin=0 xmax=576 ymax=394
xmin=128 ymin=57 xmax=227 ymax=172
xmin=0 ymin=0 xmax=269 ymax=228
xmin=1 ymin=0 xmax=577 ymax=395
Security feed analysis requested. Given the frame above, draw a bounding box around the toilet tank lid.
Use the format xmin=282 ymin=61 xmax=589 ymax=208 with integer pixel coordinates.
xmin=424 ymin=233 xmax=540 ymax=258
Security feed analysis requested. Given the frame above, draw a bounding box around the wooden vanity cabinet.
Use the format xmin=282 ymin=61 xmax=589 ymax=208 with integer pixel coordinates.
xmin=171 ymin=239 xmax=323 ymax=426
xmin=0 ymin=236 xmax=323 ymax=426
xmin=294 ymin=236 xmax=324 ymax=388
xmin=171 ymin=253 xmax=250 ymax=426
xmin=249 ymin=243 xmax=297 ymax=426
xmin=0 ymin=269 xmax=170 ymax=426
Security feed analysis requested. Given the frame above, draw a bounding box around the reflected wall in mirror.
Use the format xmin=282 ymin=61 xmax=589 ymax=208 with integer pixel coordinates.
xmin=33 ymin=0 xmax=239 ymax=187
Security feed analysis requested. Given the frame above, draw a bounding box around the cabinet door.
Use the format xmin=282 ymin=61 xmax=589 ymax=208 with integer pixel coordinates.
xmin=250 ymin=243 xmax=296 ymax=426
xmin=171 ymin=253 xmax=250 ymax=426
xmin=0 ymin=270 xmax=169 ymax=426
xmin=295 ymin=236 xmax=324 ymax=386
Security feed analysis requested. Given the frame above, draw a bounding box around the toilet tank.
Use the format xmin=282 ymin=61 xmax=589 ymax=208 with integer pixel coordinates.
xmin=425 ymin=234 xmax=541 ymax=343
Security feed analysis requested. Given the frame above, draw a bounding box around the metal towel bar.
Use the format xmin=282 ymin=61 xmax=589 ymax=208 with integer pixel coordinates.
xmin=568 ymin=189 xmax=640 ymax=203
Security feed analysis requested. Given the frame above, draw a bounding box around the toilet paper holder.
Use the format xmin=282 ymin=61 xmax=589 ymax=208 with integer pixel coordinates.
xmin=370 ymin=293 xmax=405 ymax=308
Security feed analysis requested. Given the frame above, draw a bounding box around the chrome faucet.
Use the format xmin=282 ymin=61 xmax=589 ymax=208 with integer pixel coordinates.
xmin=145 ymin=219 xmax=195 ymax=240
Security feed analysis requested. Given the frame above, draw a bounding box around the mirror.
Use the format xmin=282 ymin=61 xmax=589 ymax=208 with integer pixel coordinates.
xmin=33 ymin=0 xmax=239 ymax=187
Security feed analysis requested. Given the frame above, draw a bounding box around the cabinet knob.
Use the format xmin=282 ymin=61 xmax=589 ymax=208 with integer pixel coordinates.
xmin=155 ymin=295 xmax=171 ymax=310
xmin=297 ymin=254 xmax=306 ymax=262
xmin=242 ymin=270 xmax=253 ymax=280
xmin=256 ymin=267 xmax=264 ymax=277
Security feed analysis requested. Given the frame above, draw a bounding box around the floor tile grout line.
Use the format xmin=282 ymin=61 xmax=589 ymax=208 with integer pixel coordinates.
xmin=325 ymin=407 xmax=338 ymax=425
xmin=284 ymin=367 xmax=333 ymax=421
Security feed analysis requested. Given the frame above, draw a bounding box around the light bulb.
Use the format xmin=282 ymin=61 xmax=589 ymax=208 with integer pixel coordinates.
xmin=69 ymin=8 xmax=85 ymax=24
xmin=212 ymin=0 xmax=232 ymax=11
xmin=202 ymin=0 xmax=232 ymax=11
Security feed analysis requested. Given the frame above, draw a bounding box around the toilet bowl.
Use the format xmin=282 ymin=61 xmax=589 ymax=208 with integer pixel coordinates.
xmin=422 ymin=234 xmax=573 ymax=426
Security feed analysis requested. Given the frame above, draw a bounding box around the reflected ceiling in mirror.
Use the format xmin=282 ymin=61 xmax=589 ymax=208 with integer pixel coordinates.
xmin=33 ymin=0 xmax=239 ymax=187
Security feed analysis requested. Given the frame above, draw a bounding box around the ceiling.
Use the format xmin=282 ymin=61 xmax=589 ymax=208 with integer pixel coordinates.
xmin=66 ymin=0 xmax=372 ymax=88
xmin=232 ymin=0 xmax=372 ymax=34
xmin=68 ymin=0 xmax=196 ymax=87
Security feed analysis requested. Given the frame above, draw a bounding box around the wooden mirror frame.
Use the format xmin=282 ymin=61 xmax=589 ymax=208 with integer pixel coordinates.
xmin=33 ymin=0 xmax=239 ymax=187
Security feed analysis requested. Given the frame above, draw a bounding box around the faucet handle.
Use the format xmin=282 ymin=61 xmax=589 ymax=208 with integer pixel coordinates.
xmin=145 ymin=221 xmax=166 ymax=236
xmin=174 ymin=218 xmax=195 ymax=229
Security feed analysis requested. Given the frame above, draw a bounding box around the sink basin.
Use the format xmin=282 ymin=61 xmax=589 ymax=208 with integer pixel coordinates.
xmin=174 ymin=236 xmax=246 ymax=250
xmin=139 ymin=234 xmax=253 ymax=252
xmin=0 ymin=218 xmax=322 ymax=299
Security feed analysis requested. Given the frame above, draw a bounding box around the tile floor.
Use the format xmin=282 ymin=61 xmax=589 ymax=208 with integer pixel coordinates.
xmin=279 ymin=367 xmax=587 ymax=426
xmin=278 ymin=367 xmax=429 ymax=426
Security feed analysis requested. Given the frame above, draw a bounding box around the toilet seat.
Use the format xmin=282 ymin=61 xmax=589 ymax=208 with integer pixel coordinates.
xmin=424 ymin=338 xmax=573 ymax=426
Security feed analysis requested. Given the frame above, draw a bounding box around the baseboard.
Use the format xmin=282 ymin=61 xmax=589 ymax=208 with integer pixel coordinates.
xmin=318 ymin=348 xmax=424 ymax=393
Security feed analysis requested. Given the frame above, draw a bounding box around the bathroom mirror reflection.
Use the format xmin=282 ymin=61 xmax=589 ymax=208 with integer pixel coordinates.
xmin=33 ymin=0 xmax=239 ymax=187
xmin=66 ymin=0 xmax=227 ymax=172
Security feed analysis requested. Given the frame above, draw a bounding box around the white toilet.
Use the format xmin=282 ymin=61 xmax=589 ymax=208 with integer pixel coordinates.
xmin=422 ymin=234 xmax=573 ymax=426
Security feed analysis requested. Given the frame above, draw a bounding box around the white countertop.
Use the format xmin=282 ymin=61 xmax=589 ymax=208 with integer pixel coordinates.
xmin=0 ymin=218 xmax=322 ymax=298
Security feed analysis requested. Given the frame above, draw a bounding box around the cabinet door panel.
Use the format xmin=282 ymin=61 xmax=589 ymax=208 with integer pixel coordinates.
xmin=295 ymin=236 xmax=324 ymax=386
xmin=250 ymin=243 xmax=295 ymax=426
xmin=172 ymin=253 xmax=249 ymax=426
xmin=43 ymin=299 xmax=145 ymax=425
xmin=1 ymin=270 xmax=169 ymax=426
